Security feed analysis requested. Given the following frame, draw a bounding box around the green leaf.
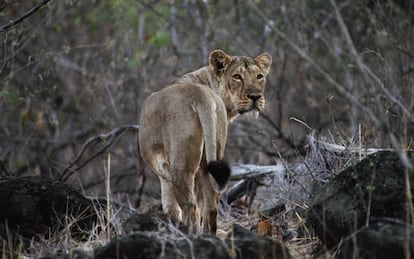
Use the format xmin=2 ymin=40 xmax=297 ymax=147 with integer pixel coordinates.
xmin=149 ymin=30 xmax=170 ymax=47
xmin=0 ymin=89 xmax=19 ymax=104
xmin=366 ymin=185 xmax=376 ymax=192
xmin=15 ymin=158 xmax=27 ymax=170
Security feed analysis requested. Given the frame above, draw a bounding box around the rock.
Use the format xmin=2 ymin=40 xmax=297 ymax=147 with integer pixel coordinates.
xmin=0 ymin=222 xmax=32 ymax=256
xmin=227 ymin=224 xmax=291 ymax=259
xmin=123 ymin=212 xmax=189 ymax=234
xmin=96 ymin=215 xmax=291 ymax=259
xmin=94 ymin=233 xmax=182 ymax=259
xmin=336 ymin=220 xmax=414 ymax=259
xmin=174 ymin=235 xmax=231 ymax=259
xmin=123 ymin=213 xmax=163 ymax=232
xmin=258 ymin=197 xmax=286 ymax=217
xmin=306 ymin=151 xmax=414 ymax=248
xmin=94 ymin=232 xmax=230 ymax=259
xmin=0 ymin=176 xmax=97 ymax=240
xmin=37 ymin=248 xmax=93 ymax=259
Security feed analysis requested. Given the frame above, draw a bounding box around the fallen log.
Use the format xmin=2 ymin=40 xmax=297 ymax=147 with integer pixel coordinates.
xmin=227 ymin=164 xmax=287 ymax=205
xmin=230 ymin=164 xmax=287 ymax=181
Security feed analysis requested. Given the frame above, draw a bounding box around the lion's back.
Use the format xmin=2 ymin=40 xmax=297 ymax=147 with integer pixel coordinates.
xmin=138 ymin=83 xmax=226 ymax=159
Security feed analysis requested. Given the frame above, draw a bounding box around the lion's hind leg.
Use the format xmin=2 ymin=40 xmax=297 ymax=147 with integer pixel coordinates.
xmin=171 ymin=167 xmax=201 ymax=234
xmin=196 ymin=169 xmax=220 ymax=234
xmin=197 ymin=161 xmax=230 ymax=233
xmin=160 ymin=178 xmax=182 ymax=222
xmin=143 ymin=150 xmax=182 ymax=223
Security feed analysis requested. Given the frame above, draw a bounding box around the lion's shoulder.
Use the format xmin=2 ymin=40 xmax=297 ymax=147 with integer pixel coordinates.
xmin=175 ymin=67 xmax=212 ymax=86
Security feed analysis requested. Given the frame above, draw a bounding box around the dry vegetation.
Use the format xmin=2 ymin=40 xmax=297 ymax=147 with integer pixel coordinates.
xmin=0 ymin=0 xmax=413 ymax=258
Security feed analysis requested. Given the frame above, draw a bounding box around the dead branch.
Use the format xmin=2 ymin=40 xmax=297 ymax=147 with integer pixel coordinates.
xmin=226 ymin=137 xmax=400 ymax=206
xmin=0 ymin=0 xmax=51 ymax=32
xmin=227 ymin=164 xmax=287 ymax=205
xmin=227 ymin=178 xmax=261 ymax=206
xmin=230 ymin=164 xmax=287 ymax=181
xmin=59 ymin=125 xmax=140 ymax=182
xmin=311 ymin=138 xmax=393 ymax=156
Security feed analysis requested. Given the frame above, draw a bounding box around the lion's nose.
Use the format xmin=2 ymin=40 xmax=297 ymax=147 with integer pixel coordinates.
xmin=247 ymin=94 xmax=261 ymax=102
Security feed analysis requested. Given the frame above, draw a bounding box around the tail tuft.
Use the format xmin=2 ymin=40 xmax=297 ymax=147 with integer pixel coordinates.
xmin=207 ymin=160 xmax=231 ymax=192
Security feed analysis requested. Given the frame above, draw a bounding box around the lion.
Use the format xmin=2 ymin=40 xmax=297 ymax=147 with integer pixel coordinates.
xmin=138 ymin=49 xmax=272 ymax=234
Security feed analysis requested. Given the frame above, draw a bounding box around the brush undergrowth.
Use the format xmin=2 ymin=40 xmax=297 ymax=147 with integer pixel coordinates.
xmin=2 ymin=129 xmax=410 ymax=259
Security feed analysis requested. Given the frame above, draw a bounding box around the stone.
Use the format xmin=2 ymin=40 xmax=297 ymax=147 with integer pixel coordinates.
xmin=94 ymin=233 xmax=180 ymax=259
xmin=96 ymin=216 xmax=291 ymax=259
xmin=226 ymin=224 xmax=291 ymax=259
xmin=336 ymin=220 xmax=414 ymax=259
xmin=0 ymin=176 xmax=97 ymax=240
xmin=306 ymin=151 xmax=414 ymax=248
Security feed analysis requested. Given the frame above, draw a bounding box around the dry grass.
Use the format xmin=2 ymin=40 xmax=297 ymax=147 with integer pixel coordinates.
xmin=4 ymin=127 xmax=408 ymax=259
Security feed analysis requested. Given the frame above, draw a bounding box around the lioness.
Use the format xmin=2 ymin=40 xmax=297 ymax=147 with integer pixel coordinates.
xmin=138 ymin=49 xmax=272 ymax=233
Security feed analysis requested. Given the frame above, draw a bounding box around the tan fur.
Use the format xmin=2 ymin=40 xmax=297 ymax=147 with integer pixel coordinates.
xmin=138 ymin=50 xmax=272 ymax=233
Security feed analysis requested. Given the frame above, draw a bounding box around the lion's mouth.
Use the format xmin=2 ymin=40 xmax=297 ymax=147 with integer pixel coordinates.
xmin=238 ymin=105 xmax=261 ymax=114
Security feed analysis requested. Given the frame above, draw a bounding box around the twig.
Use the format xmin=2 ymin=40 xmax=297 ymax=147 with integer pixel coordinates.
xmin=314 ymin=139 xmax=393 ymax=156
xmin=259 ymin=112 xmax=304 ymax=153
xmin=227 ymin=164 xmax=287 ymax=205
xmin=0 ymin=0 xmax=51 ymax=32
xmin=226 ymin=178 xmax=260 ymax=207
xmin=106 ymin=152 xmax=111 ymax=241
xmin=0 ymin=160 xmax=9 ymax=176
xmin=135 ymin=172 xmax=146 ymax=208
xmin=0 ymin=1 xmax=11 ymax=13
xmin=59 ymin=125 xmax=140 ymax=182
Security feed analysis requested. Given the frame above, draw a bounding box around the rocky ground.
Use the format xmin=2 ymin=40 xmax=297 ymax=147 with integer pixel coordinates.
xmin=0 ymin=150 xmax=412 ymax=258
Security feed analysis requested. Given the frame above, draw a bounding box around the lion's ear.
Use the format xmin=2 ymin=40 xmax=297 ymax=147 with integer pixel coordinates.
xmin=209 ymin=50 xmax=233 ymax=77
xmin=255 ymin=53 xmax=272 ymax=75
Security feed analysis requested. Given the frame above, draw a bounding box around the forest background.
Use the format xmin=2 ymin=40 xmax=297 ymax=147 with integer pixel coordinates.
xmin=0 ymin=0 xmax=413 ymax=203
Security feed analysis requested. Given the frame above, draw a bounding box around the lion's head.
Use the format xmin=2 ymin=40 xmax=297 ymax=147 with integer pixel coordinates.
xmin=208 ymin=50 xmax=272 ymax=120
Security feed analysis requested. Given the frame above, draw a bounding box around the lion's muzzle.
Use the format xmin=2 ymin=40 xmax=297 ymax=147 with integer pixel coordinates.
xmin=238 ymin=94 xmax=264 ymax=114
xmin=247 ymin=94 xmax=262 ymax=102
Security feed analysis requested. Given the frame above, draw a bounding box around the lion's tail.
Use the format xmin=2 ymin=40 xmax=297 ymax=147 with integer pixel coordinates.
xmin=196 ymin=93 xmax=231 ymax=192
xmin=207 ymin=160 xmax=231 ymax=192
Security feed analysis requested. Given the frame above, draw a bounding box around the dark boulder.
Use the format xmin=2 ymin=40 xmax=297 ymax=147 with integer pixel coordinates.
xmin=175 ymin=235 xmax=231 ymax=259
xmin=226 ymin=224 xmax=291 ymax=259
xmin=96 ymin=214 xmax=291 ymax=259
xmin=306 ymin=151 xmax=414 ymax=248
xmin=94 ymin=232 xmax=230 ymax=259
xmin=94 ymin=233 xmax=182 ymax=259
xmin=122 ymin=212 xmax=163 ymax=232
xmin=337 ymin=220 xmax=414 ymax=259
xmin=0 ymin=176 xmax=97 ymax=240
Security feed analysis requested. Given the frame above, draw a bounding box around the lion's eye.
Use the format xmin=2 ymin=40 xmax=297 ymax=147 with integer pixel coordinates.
xmin=257 ymin=74 xmax=264 ymax=80
xmin=232 ymin=74 xmax=242 ymax=80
